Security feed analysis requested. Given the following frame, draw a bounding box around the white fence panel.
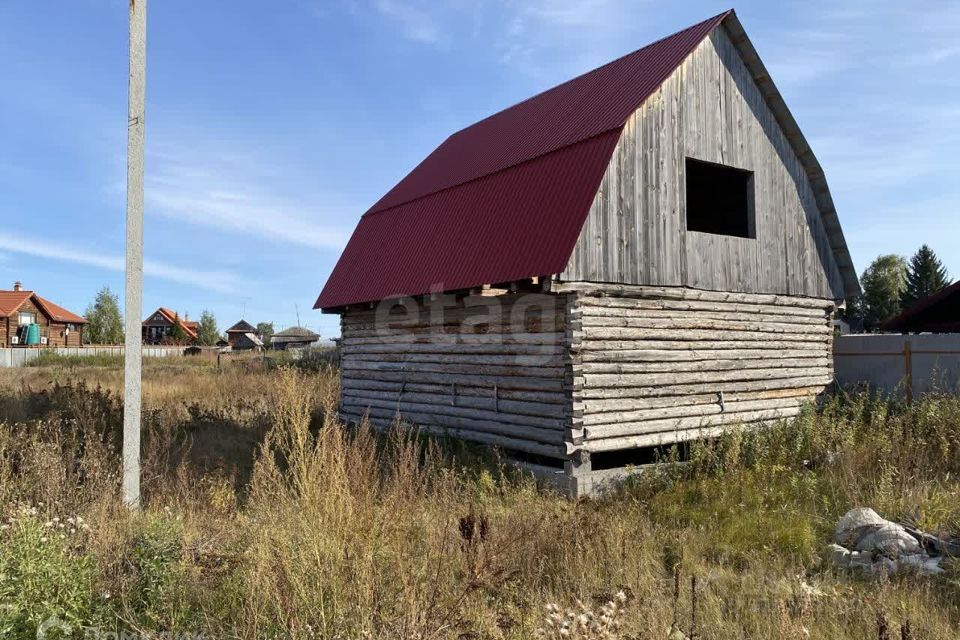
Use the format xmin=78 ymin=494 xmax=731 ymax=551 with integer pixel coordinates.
xmin=0 ymin=346 xmax=186 ymax=368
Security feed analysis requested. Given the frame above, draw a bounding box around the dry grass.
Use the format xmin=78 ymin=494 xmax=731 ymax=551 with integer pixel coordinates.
xmin=1 ymin=360 xmax=959 ymax=639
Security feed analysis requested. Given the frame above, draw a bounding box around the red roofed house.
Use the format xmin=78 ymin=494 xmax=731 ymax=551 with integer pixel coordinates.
xmin=0 ymin=282 xmax=87 ymax=347
xmin=316 ymin=11 xmax=859 ymax=495
xmin=142 ymin=307 xmax=199 ymax=345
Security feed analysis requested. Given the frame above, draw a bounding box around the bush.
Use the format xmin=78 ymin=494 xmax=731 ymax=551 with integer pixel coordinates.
xmin=0 ymin=504 xmax=103 ymax=638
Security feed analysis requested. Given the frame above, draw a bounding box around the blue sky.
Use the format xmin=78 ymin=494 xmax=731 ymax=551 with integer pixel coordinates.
xmin=1 ymin=1 xmax=957 ymax=338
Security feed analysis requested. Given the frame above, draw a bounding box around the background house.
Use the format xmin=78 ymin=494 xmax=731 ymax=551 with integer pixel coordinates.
xmin=316 ymin=11 xmax=858 ymax=495
xmin=225 ymin=320 xmax=264 ymax=350
xmin=0 ymin=282 xmax=87 ymax=347
xmin=270 ymin=326 xmax=319 ymax=351
xmin=142 ymin=307 xmax=198 ymax=345
xmin=883 ymin=280 xmax=960 ymax=333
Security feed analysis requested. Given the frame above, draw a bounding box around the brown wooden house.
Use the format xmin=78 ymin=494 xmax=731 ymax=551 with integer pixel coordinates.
xmin=316 ymin=11 xmax=859 ymax=496
xmin=225 ymin=320 xmax=264 ymax=350
xmin=142 ymin=307 xmax=199 ymax=345
xmin=0 ymin=282 xmax=87 ymax=347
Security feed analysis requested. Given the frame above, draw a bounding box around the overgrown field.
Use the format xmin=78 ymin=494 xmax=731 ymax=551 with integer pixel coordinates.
xmin=1 ymin=358 xmax=959 ymax=639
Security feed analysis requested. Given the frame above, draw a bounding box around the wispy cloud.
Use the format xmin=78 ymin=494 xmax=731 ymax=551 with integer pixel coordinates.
xmin=0 ymin=232 xmax=240 ymax=294
xmin=144 ymin=145 xmax=352 ymax=251
xmin=373 ymin=0 xmax=446 ymax=46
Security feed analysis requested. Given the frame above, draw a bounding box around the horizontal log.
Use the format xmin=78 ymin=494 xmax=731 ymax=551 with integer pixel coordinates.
xmin=571 ymin=296 xmax=830 ymax=319
xmin=341 ymin=360 xmax=566 ymax=378
xmin=342 ymin=352 xmax=568 ymax=367
xmin=341 ymin=378 xmax=567 ymax=405
xmin=578 ymin=366 xmax=831 ymax=389
xmin=579 ymin=348 xmax=827 ymax=363
xmin=573 ymin=315 xmax=831 ymax=335
xmin=341 ymin=411 xmax=568 ymax=459
xmin=341 ymin=370 xmax=565 ymax=392
xmin=341 ymin=294 xmax=565 ymax=323
xmin=582 ymin=407 xmax=804 ymax=452
xmin=557 ymin=282 xmax=837 ymax=309
xmin=572 ymin=327 xmax=828 ymax=343
xmin=575 ymin=339 xmax=828 ymax=352
xmin=341 ymin=389 xmax=567 ymax=419
xmin=576 ymin=385 xmax=827 ymax=414
xmin=583 ymin=396 xmax=810 ymax=429
xmin=578 ymin=375 xmax=832 ymax=399
xmin=341 ymin=396 xmax=565 ymax=431
xmin=341 ymin=342 xmax=569 ymax=357
xmin=340 ymin=332 xmax=566 ymax=346
xmin=574 ymin=357 xmax=831 ymax=375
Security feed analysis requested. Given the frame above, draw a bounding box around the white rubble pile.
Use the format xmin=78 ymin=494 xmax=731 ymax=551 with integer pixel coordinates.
xmin=829 ymin=508 xmax=947 ymax=575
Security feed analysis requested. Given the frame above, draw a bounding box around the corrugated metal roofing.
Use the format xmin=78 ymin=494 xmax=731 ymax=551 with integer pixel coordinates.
xmin=317 ymin=12 xmax=730 ymax=309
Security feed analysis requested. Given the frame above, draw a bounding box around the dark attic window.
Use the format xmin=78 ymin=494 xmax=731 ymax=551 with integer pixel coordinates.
xmin=685 ymin=158 xmax=755 ymax=238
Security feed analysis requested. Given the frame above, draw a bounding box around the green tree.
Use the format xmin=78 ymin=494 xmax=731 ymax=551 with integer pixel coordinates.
xmin=197 ymin=310 xmax=219 ymax=346
xmin=901 ymin=244 xmax=949 ymax=308
xmin=858 ymin=254 xmax=907 ymax=332
xmin=83 ymin=287 xmax=123 ymax=344
xmin=169 ymin=313 xmax=189 ymax=345
xmin=256 ymin=322 xmax=274 ymax=346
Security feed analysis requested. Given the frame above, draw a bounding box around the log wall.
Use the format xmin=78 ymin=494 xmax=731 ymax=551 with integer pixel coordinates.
xmin=338 ymin=291 xmax=574 ymax=460
xmin=561 ymin=283 xmax=835 ymax=455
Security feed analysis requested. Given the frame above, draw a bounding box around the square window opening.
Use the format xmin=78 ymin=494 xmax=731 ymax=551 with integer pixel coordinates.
xmin=685 ymin=158 xmax=755 ymax=238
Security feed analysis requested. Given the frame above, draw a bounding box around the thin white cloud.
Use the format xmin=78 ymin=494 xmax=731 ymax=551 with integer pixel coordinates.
xmin=0 ymin=232 xmax=240 ymax=294
xmin=144 ymin=145 xmax=352 ymax=251
xmin=373 ymin=0 xmax=445 ymax=46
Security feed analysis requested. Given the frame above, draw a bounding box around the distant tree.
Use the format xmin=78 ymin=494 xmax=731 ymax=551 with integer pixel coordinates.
xmin=256 ymin=321 xmax=274 ymax=346
xmin=858 ymin=254 xmax=907 ymax=332
xmin=901 ymin=244 xmax=949 ymax=309
xmin=83 ymin=287 xmax=123 ymax=344
xmin=197 ymin=310 xmax=219 ymax=346
xmin=169 ymin=313 xmax=189 ymax=344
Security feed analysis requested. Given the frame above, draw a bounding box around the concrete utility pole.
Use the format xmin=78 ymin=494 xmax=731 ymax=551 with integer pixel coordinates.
xmin=123 ymin=0 xmax=147 ymax=509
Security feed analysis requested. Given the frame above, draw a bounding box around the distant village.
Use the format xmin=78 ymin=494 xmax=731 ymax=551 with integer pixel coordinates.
xmin=0 ymin=280 xmax=321 ymax=352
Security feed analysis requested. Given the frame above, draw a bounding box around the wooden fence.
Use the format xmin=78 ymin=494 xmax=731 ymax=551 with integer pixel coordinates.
xmin=834 ymin=334 xmax=960 ymax=399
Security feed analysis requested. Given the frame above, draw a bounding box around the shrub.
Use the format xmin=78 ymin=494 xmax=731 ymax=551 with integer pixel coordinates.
xmin=0 ymin=504 xmax=103 ymax=638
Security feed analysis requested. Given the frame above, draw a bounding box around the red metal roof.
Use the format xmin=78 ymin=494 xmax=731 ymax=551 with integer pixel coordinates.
xmin=882 ymin=280 xmax=960 ymax=333
xmin=0 ymin=290 xmax=86 ymax=324
xmin=317 ymin=11 xmax=730 ymax=309
xmin=33 ymin=295 xmax=87 ymax=324
xmin=0 ymin=291 xmax=32 ymax=318
xmin=144 ymin=307 xmax=199 ymax=339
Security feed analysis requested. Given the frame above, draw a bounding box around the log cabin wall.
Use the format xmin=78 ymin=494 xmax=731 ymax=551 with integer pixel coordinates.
xmin=338 ymin=290 xmax=575 ymax=462
xmin=561 ymin=283 xmax=835 ymax=460
xmin=561 ymin=26 xmax=846 ymax=300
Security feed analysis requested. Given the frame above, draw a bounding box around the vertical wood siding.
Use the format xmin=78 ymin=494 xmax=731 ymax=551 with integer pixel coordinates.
xmin=562 ymin=26 xmax=846 ymax=299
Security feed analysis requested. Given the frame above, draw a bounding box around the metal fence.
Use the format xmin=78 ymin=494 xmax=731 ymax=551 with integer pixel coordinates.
xmin=834 ymin=334 xmax=960 ymax=399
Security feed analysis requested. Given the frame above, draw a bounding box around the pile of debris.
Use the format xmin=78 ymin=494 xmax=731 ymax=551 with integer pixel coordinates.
xmin=829 ymin=508 xmax=959 ymax=575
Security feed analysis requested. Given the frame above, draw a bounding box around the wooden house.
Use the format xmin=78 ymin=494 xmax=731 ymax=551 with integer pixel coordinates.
xmin=270 ymin=326 xmax=319 ymax=351
xmin=883 ymin=280 xmax=960 ymax=333
xmin=0 ymin=282 xmax=87 ymax=347
xmin=315 ymin=11 xmax=860 ymax=495
xmin=142 ymin=307 xmax=198 ymax=345
xmin=225 ymin=320 xmax=264 ymax=350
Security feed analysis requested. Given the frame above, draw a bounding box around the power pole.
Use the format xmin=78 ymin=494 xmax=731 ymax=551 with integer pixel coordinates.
xmin=123 ymin=0 xmax=147 ymax=509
